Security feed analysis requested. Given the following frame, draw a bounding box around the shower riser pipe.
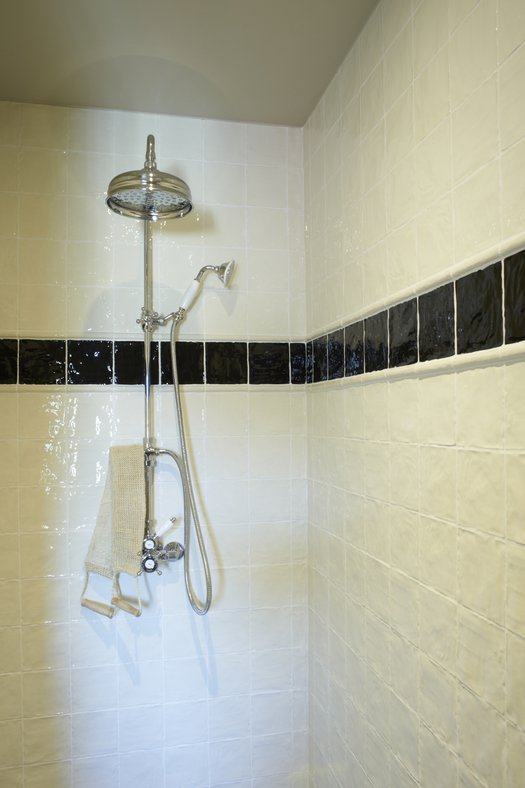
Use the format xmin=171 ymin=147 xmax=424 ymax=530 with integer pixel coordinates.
xmin=143 ymin=220 xmax=155 ymax=539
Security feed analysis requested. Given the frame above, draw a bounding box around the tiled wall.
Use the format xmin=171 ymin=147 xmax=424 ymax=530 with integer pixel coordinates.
xmin=0 ymin=102 xmax=308 ymax=787
xmin=304 ymin=0 xmax=525 ymax=786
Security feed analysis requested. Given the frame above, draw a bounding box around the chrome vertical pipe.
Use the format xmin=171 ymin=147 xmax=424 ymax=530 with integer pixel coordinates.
xmin=143 ymin=221 xmax=155 ymax=538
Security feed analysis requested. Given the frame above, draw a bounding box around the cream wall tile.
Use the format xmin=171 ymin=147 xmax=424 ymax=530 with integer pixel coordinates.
xmin=72 ymin=755 xmax=119 ymax=788
xmin=24 ymin=761 xmax=71 ymax=788
xmin=23 ymin=714 xmax=71 ymax=765
xmin=0 ymin=626 xmax=20 ymax=673
xmin=21 ymin=104 xmax=69 ymax=149
xmin=456 ymin=450 xmax=505 ymax=535
xmin=500 ymin=41 xmax=525 ymax=150
xmin=415 ymin=118 xmax=452 ymax=208
xmin=457 ymin=606 xmax=505 ymax=711
xmin=419 ymin=445 xmax=456 ymax=521
xmin=0 ymin=720 xmax=22 ymax=768
xmin=22 ymin=669 xmax=71 ymax=717
xmin=19 ymin=239 xmax=66 ymax=286
xmin=387 ymin=218 xmax=418 ymax=294
xmin=453 ymin=161 xmax=501 ymax=262
xmin=419 ymin=655 xmax=457 ymax=745
xmin=420 ymin=724 xmax=458 ymax=787
xmin=457 ymin=686 xmax=505 ymax=786
xmin=419 ymin=516 xmax=457 ymax=597
xmin=19 ymin=149 xmax=66 ymax=194
xmin=360 ymin=4 xmax=384 ymax=81
xmin=416 ymin=195 xmax=454 ymax=281
xmin=0 ymin=102 xmax=21 ymax=146
xmin=507 ymin=723 xmax=525 ymax=788
xmin=452 ymin=76 xmax=498 ymax=184
xmin=0 ymin=488 xmax=18 ymax=536
xmin=501 ymin=137 xmax=525 ymax=237
xmin=449 ymin=0 xmax=497 ymax=109
xmin=19 ymin=195 xmax=66 ymax=241
xmin=0 ymin=148 xmax=20 ymax=193
xmin=386 ymin=153 xmax=417 ymax=230
xmin=419 ymin=586 xmax=457 ymax=672
xmin=506 ymin=453 xmax=525 ymax=544
xmin=0 ymin=674 xmax=21 ymax=720
xmin=507 ymin=542 xmax=525 ymax=637
xmin=498 ymin=0 xmax=525 ymax=62
xmin=390 ymin=571 xmax=419 ymax=644
xmin=384 ymin=24 xmax=413 ymax=110
xmin=506 ymin=632 xmax=525 ymax=728
xmin=413 ymin=48 xmax=449 ymax=143
xmin=390 ymin=443 xmax=419 ymax=509
xmin=390 ymin=692 xmax=419 ymax=778
xmin=458 ymin=530 xmax=505 ymax=623
xmin=68 ymin=107 xmax=114 ymax=153
xmin=413 ymin=0 xmax=449 ymax=74
xmin=0 ymin=582 xmax=19 ymax=627
xmin=71 ymin=710 xmax=118 ymax=758
xmin=360 ymin=65 xmax=385 ymax=139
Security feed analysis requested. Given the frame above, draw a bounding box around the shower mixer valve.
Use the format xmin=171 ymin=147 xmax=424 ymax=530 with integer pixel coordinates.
xmin=140 ymin=533 xmax=185 ymax=574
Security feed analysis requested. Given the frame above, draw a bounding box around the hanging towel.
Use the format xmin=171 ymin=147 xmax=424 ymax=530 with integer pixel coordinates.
xmin=80 ymin=444 xmax=146 ymax=618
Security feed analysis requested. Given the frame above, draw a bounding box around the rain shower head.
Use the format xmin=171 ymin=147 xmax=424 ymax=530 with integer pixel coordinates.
xmin=106 ymin=135 xmax=192 ymax=221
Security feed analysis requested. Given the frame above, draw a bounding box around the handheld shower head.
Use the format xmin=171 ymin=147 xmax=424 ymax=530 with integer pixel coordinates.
xmin=195 ymin=261 xmax=235 ymax=286
xmin=217 ymin=260 xmax=235 ymax=287
xmin=179 ymin=261 xmax=236 ymax=313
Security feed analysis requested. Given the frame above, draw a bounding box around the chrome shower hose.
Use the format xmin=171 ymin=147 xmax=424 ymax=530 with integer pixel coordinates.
xmin=169 ymin=316 xmax=212 ymax=615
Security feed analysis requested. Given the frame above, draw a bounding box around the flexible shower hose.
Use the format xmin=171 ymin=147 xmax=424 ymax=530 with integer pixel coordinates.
xmin=169 ymin=315 xmax=212 ymax=615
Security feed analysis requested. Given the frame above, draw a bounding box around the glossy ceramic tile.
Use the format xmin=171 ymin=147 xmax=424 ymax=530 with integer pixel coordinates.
xmin=364 ymin=311 xmax=388 ymax=372
xmin=67 ymin=340 xmax=113 ymax=384
xmin=0 ymin=339 xmax=17 ymax=383
xmin=327 ymin=329 xmax=344 ymax=380
xmin=456 ymin=262 xmax=503 ymax=354
xmin=312 ymin=336 xmax=328 ymax=382
xmin=114 ymin=340 xmax=159 ymax=385
xmin=504 ymin=249 xmax=525 ymax=343
xmin=248 ymin=342 xmax=289 ymax=384
xmin=19 ymin=340 xmax=65 ymax=385
xmin=290 ymin=342 xmax=306 ymax=384
xmin=389 ymin=298 xmax=418 ymax=367
xmin=419 ymin=283 xmax=455 ymax=361
xmin=160 ymin=340 xmax=204 ymax=385
xmin=205 ymin=342 xmax=247 ymax=384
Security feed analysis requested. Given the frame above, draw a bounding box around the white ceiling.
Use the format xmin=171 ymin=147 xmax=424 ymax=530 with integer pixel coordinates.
xmin=1 ymin=0 xmax=378 ymax=127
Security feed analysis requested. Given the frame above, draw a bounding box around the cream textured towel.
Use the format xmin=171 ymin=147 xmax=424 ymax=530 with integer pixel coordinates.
xmin=81 ymin=444 xmax=146 ymax=618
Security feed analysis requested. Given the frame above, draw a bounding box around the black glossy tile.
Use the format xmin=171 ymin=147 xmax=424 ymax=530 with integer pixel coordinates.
xmin=419 ymin=283 xmax=455 ymax=362
xmin=161 ymin=341 xmax=204 ymax=385
xmin=290 ymin=343 xmax=306 ymax=384
xmin=249 ymin=343 xmax=289 ymax=384
xmin=206 ymin=342 xmax=247 ymax=384
xmin=344 ymin=321 xmax=364 ymax=377
xmin=313 ymin=336 xmax=328 ymax=382
xmin=114 ymin=341 xmax=159 ymax=385
xmin=456 ymin=262 xmax=503 ymax=354
xmin=365 ymin=311 xmax=388 ymax=372
xmin=20 ymin=340 xmax=65 ymax=385
xmin=306 ymin=341 xmax=314 ymax=384
xmin=67 ymin=340 xmax=113 ymax=385
xmin=0 ymin=339 xmax=18 ymax=384
xmin=504 ymin=250 xmax=525 ymax=344
xmin=327 ymin=329 xmax=344 ymax=380
xmin=389 ymin=298 xmax=418 ymax=368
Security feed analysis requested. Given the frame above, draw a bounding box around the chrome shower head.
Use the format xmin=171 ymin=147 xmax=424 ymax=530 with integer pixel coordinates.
xmin=178 ymin=261 xmax=236 ymax=312
xmin=106 ymin=135 xmax=192 ymax=221
xmin=195 ymin=261 xmax=235 ymax=286
xmin=217 ymin=260 xmax=235 ymax=287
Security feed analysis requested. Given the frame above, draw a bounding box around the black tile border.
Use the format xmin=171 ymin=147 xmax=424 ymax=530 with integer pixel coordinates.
xmin=3 ymin=247 xmax=525 ymax=386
